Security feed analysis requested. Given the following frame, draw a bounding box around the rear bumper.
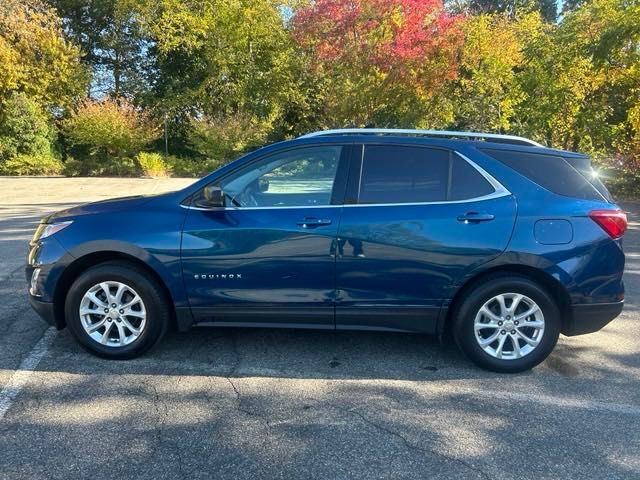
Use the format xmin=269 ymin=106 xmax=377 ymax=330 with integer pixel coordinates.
xmin=563 ymin=301 xmax=624 ymax=336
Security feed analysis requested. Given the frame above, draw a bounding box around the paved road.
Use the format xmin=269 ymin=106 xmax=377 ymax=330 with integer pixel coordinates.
xmin=1 ymin=177 xmax=639 ymax=480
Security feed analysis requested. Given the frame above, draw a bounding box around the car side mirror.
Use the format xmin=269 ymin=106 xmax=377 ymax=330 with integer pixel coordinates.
xmin=201 ymin=185 xmax=225 ymax=208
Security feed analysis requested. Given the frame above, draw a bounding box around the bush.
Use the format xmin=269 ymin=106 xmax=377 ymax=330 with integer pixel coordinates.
xmin=187 ymin=113 xmax=270 ymax=163
xmin=63 ymin=99 xmax=159 ymax=162
xmin=62 ymin=156 xmax=138 ymax=177
xmin=0 ymin=94 xmax=54 ymax=161
xmin=165 ymin=156 xmax=223 ymax=177
xmin=0 ymin=153 xmax=63 ymax=175
xmin=136 ymin=152 xmax=171 ymax=177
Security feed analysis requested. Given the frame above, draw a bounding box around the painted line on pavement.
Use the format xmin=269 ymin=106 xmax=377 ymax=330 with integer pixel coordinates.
xmin=0 ymin=327 xmax=57 ymax=421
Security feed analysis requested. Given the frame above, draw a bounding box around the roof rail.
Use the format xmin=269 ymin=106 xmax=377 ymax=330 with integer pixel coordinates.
xmin=299 ymin=128 xmax=544 ymax=147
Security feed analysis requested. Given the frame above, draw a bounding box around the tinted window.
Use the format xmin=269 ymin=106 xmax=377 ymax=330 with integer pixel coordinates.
xmin=358 ymin=145 xmax=494 ymax=204
xmin=481 ymin=149 xmax=604 ymax=201
xmin=449 ymin=155 xmax=495 ymax=200
xmin=220 ymin=146 xmax=342 ymax=207
xmin=563 ymin=156 xmax=612 ymax=201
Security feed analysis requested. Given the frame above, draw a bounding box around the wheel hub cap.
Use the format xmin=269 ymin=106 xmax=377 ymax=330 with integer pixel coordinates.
xmin=79 ymin=281 xmax=147 ymax=347
xmin=473 ymin=292 xmax=545 ymax=360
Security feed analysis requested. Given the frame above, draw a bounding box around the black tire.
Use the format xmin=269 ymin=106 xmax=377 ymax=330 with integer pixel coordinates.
xmin=64 ymin=261 xmax=170 ymax=359
xmin=452 ymin=274 xmax=560 ymax=373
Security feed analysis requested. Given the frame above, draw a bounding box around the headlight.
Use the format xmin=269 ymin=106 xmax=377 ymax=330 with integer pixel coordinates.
xmin=30 ymin=267 xmax=42 ymax=296
xmin=31 ymin=221 xmax=73 ymax=244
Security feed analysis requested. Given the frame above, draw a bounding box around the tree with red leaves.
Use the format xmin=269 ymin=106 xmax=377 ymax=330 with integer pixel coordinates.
xmin=293 ymin=0 xmax=464 ymax=127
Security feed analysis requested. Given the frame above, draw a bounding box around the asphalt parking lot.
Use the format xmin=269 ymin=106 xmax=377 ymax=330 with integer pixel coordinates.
xmin=1 ymin=177 xmax=639 ymax=480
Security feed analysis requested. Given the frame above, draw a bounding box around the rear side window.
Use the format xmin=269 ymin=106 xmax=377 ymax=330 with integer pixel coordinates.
xmin=563 ymin=156 xmax=612 ymax=201
xmin=358 ymin=145 xmax=494 ymax=204
xmin=449 ymin=154 xmax=495 ymax=200
xmin=480 ymin=149 xmax=604 ymax=201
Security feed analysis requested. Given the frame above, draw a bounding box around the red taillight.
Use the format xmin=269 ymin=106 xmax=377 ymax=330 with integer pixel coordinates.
xmin=588 ymin=209 xmax=627 ymax=239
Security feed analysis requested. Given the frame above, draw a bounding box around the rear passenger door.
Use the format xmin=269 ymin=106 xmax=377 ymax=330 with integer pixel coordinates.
xmin=334 ymin=144 xmax=517 ymax=333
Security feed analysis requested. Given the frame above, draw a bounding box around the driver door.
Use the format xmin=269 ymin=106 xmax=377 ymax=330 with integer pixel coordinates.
xmin=181 ymin=144 xmax=350 ymax=327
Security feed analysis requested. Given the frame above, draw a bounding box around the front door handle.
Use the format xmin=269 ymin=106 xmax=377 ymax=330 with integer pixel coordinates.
xmin=457 ymin=211 xmax=495 ymax=223
xmin=297 ymin=217 xmax=332 ymax=228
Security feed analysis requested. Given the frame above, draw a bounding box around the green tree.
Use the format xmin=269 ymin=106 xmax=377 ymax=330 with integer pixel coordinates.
xmin=463 ymin=0 xmax=557 ymax=23
xmin=452 ymin=14 xmax=527 ymax=132
xmin=51 ymin=0 xmax=150 ymax=98
xmin=0 ymin=94 xmax=55 ymax=162
xmin=0 ymin=0 xmax=86 ymax=109
xmin=134 ymin=0 xmax=302 ymax=153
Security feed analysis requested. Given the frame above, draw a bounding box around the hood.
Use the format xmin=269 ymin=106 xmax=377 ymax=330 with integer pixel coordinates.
xmin=44 ymin=194 xmax=156 ymax=223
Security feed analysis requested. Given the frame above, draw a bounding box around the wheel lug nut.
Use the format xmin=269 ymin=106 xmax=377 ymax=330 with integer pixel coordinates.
xmin=498 ymin=321 xmax=503 ymax=326
xmin=104 ymin=308 xmax=109 ymax=313
xmin=514 ymin=321 xmax=519 ymax=326
xmin=501 ymin=330 xmax=506 ymax=335
xmin=119 ymin=309 xmax=124 ymax=314
xmin=506 ymin=315 xmax=511 ymax=320
xmin=111 ymin=303 xmax=116 ymax=308
xmin=107 ymin=317 xmax=112 ymax=322
xmin=511 ymin=330 xmax=516 ymax=335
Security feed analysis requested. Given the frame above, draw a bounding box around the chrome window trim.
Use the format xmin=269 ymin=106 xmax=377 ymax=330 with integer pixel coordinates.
xmin=183 ymin=150 xmax=511 ymax=211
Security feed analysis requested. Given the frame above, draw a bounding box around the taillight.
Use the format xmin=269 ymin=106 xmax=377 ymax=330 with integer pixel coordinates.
xmin=588 ymin=209 xmax=627 ymax=239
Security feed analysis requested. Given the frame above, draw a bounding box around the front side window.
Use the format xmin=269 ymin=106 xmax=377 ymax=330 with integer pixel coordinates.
xmin=357 ymin=145 xmax=495 ymax=204
xmin=218 ymin=146 xmax=342 ymax=207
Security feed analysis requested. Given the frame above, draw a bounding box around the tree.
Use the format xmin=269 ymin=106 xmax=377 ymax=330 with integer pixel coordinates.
xmin=452 ymin=14 xmax=527 ymax=132
xmin=293 ymin=0 xmax=464 ymax=128
xmin=51 ymin=0 xmax=150 ymax=98
xmin=512 ymin=0 xmax=640 ymax=153
xmin=114 ymin=0 xmax=302 ymax=154
xmin=463 ymin=0 xmax=557 ymax=23
xmin=0 ymin=94 xmax=55 ymax=162
xmin=0 ymin=0 xmax=86 ymax=110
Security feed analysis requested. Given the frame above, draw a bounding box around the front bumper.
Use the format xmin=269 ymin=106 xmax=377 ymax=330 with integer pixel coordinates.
xmin=28 ymin=295 xmax=61 ymax=329
xmin=563 ymin=301 xmax=624 ymax=336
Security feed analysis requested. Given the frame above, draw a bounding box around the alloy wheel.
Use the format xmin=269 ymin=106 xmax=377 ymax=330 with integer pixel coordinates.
xmin=79 ymin=281 xmax=147 ymax=347
xmin=473 ymin=292 xmax=545 ymax=360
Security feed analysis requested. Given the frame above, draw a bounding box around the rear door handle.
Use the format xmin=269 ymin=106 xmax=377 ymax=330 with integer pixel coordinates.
xmin=457 ymin=211 xmax=495 ymax=223
xmin=297 ymin=217 xmax=332 ymax=228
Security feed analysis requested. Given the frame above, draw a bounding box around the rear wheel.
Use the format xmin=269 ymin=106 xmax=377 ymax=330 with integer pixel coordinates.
xmin=65 ymin=261 xmax=169 ymax=359
xmin=452 ymin=275 xmax=560 ymax=373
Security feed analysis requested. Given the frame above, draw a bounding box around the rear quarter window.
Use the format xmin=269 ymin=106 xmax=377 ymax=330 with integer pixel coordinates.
xmin=480 ymin=149 xmax=605 ymax=201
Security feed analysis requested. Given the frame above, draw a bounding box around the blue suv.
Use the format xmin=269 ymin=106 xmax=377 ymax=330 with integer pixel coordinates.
xmin=26 ymin=129 xmax=626 ymax=372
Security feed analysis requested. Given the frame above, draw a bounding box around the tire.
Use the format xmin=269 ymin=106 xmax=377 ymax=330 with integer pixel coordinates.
xmin=64 ymin=261 xmax=170 ymax=359
xmin=452 ymin=274 xmax=560 ymax=373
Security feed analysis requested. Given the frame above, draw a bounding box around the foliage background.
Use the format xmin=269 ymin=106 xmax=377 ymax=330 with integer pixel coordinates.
xmin=0 ymin=0 xmax=639 ymax=196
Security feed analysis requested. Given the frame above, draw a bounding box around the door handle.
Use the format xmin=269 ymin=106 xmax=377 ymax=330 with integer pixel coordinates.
xmin=457 ymin=211 xmax=495 ymax=223
xmin=297 ymin=217 xmax=332 ymax=228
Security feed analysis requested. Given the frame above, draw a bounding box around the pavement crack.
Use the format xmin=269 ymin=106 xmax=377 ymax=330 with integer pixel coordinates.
xmin=325 ymin=401 xmax=493 ymax=480
xmin=149 ymin=382 xmax=188 ymax=480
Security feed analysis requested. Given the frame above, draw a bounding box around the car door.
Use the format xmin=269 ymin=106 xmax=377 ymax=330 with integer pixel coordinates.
xmin=181 ymin=144 xmax=351 ymax=327
xmin=335 ymin=143 xmax=517 ymax=333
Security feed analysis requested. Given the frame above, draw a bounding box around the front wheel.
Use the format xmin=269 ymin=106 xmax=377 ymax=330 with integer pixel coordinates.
xmin=452 ymin=275 xmax=561 ymax=373
xmin=65 ymin=261 xmax=170 ymax=359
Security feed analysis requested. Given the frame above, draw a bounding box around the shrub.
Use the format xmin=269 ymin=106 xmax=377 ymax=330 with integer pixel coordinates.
xmin=0 ymin=94 xmax=54 ymax=161
xmin=187 ymin=113 xmax=270 ymax=163
xmin=0 ymin=153 xmax=63 ymax=175
xmin=62 ymin=156 xmax=138 ymax=177
xmin=136 ymin=152 xmax=171 ymax=177
xmin=63 ymin=99 xmax=159 ymax=162
xmin=165 ymin=156 xmax=223 ymax=177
